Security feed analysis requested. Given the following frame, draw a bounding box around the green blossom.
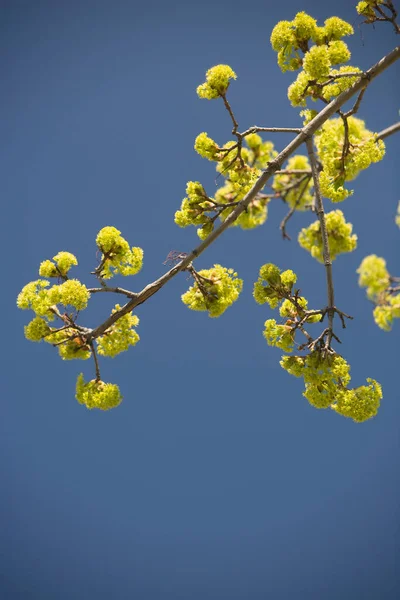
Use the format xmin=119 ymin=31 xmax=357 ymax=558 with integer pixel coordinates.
xmin=39 ymin=251 xmax=78 ymax=278
xmin=273 ymin=155 xmax=313 ymax=210
xmin=45 ymin=329 xmax=91 ymax=360
xmin=323 ymin=17 xmax=354 ymax=40
xmin=298 ymin=210 xmax=357 ymax=262
xmin=194 ymin=133 xmax=221 ymax=161
xmin=315 ymin=117 xmax=385 ymax=201
xmin=197 ymin=65 xmax=237 ymax=99
xmin=253 ymin=264 xmax=297 ymax=309
xmin=332 ymin=379 xmax=382 ymax=422
xmin=24 ymin=316 xmax=51 ymax=341
xmin=357 ymin=255 xmax=390 ymax=299
xmin=97 ymin=306 xmax=140 ymax=357
xmin=49 ymin=279 xmax=90 ymax=311
xmin=17 ymin=279 xmax=54 ymax=317
xmin=281 ymin=352 xmax=381 ymax=422
xmin=303 ymin=45 xmax=331 ymax=79
xmin=263 ymin=319 xmax=295 ymax=352
xmin=96 ymin=226 xmax=143 ymax=279
xmin=76 ymin=374 xmax=122 ymax=410
xmin=182 ymin=265 xmax=243 ymax=318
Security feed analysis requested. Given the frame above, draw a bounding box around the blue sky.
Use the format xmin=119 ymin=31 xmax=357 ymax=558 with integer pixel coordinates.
xmin=3 ymin=0 xmax=400 ymax=598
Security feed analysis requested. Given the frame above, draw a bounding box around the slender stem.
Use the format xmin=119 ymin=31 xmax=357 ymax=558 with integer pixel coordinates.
xmin=240 ymin=126 xmax=302 ymax=135
xmin=306 ymin=137 xmax=335 ymax=350
xmin=88 ymin=286 xmax=137 ymax=298
xmin=280 ymin=175 xmax=313 ymax=240
xmin=89 ymin=342 xmax=101 ymax=382
xmin=377 ymin=121 xmax=400 ymax=140
xmin=274 ymin=169 xmax=312 ymax=175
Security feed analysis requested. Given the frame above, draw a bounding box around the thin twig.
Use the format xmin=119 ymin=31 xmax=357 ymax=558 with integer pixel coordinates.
xmin=306 ymin=137 xmax=335 ymax=351
xmin=88 ymin=286 xmax=138 ymax=299
xmin=89 ymin=342 xmax=101 ymax=382
xmin=280 ymin=175 xmax=313 ymax=240
xmin=376 ymin=121 xmax=400 ymax=140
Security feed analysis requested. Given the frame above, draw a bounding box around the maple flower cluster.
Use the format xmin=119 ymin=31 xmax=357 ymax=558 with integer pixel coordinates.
xmin=254 ymin=263 xmax=382 ymax=422
xmin=17 ymin=227 xmax=144 ymax=410
xmin=298 ymin=209 xmax=357 ymax=262
xmin=181 ymin=264 xmax=243 ymax=317
xmin=357 ymin=255 xmax=400 ymax=331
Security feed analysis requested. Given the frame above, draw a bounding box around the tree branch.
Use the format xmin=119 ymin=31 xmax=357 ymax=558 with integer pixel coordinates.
xmin=377 ymin=121 xmax=400 ymax=140
xmin=86 ymin=44 xmax=400 ymax=343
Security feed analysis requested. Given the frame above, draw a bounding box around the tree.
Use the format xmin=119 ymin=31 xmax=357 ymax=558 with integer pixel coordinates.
xmin=17 ymin=0 xmax=400 ymax=421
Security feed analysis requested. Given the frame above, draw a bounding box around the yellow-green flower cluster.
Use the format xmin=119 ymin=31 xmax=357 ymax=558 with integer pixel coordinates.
xmin=48 ymin=279 xmax=90 ymax=310
xmin=315 ymin=117 xmax=385 ymax=202
xmin=356 ymin=1 xmax=384 ymax=21
xmin=197 ymin=65 xmax=237 ymax=99
xmin=24 ymin=316 xmax=51 ymax=341
xmin=300 ymin=109 xmax=318 ymax=125
xmin=281 ymin=352 xmax=382 ymax=422
xmin=279 ymin=297 xmax=321 ymax=323
xmin=244 ymin=133 xmax=277 ymax=169
xmin=174 ymin=181 xmax=214 ymax=239
xmin=45 ymin=328 xmax=91 ymax=360
xmin=357 ymin=255 xmax=400 ymax=331
xmin=18 ymin=279 xmax=88 ymax=316
xmin=188 ymin=132 xmax=275 ymax=233
xmin=357 ymin=255 xmax=390 ymax=299
xmin=271 ymin=11 xmax=354 ymax=99
xmin=373 ymin=297 xmax=400 ymax=331
xmin=263 ymin=319 xmax=295 ymax=352
xmin=182 ymin=264 xmax=243 ymax=318
xmin=214 ymin=180 xmax=267 ymax=231
xmin=319 ymin=66 xmax=362 ymax=102
xmin=194 ymin=133 xmax=223 ymax=161
xmin=253 ymin=263 xmax=298 ymax=309
xmin=303 ymin=45 xmax=331 ymax=79
xmin=298 ymin=210 xmax=357 ymax=262
xmin=331 ymin=379 xmax=382 ymax=422
xmin=215 ymin=145 xmax=262 ymax=194
xmin=396 ymin=201 xmax=400 ymax=228
xmin=272 ymin=155 xmax=314 ymax=210
xmin=96 ymin=226 xmax=143 ymax=279
xmin=270 ymin=12 xmax=319 ymax=72
xmin=39 ymin=251 xmax=78 ymax=278
xmin=96 ymin=306 xmax=140 ymax=357
xmin=76 ymin=374 xmax=122 ymax=410
xmin=271 ymin=11 xmax=357 ymax=106
xmin=17 ymin=279 xmax=54 ymax=317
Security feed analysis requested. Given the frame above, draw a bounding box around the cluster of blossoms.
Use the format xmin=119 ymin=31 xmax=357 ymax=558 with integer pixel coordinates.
xmin=254 ymin=263 xmax=382 ymax=422
xmin=181 ymin=264 xmax=243 ymax=317
xmin=270 ymin=12 xmax=354 ymax=74
xmin=196 ymin=64 xmax=237 ymax=99
xmin=76 ymin=374 xmax=122 ymax=410
xmin=281 ymin=353 xmax=382 ymax=422
xmin=17 ymin=277 xmax=90 ymax=318
xmin=17 ymin=227 xmax=144 ymax=410
xmin=357 ymin=255 xmax=400 ymax=331
xmin=271 ymin=11 xmax=358 ymax=104
xmin=315 ymin=117 xmax=385 ymax=202
xmin=356 ymin=1 xmax=385 ymax=21
xmin=96 ymin=226 xmax=143 ymax=278
xmin=175 ymin=131 xmax=277 ymax=238
xmin=253 ymin=263 xmax=321 ymax=352
xmin=272 ymin=154 xmax=314 ymax=210
xmin=96 ymin=306 xmax=140 ymax=357
xmin=39 ymin=251 xmax=78 ymax=278
xmin=298 ymin=209 xmax=357 ymax=262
